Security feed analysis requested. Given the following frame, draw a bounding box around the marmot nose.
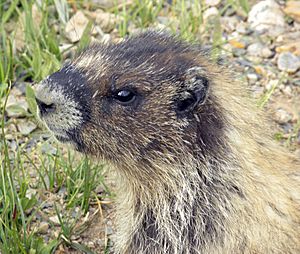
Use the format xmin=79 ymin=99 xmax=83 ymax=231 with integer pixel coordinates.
xmin=36 ymin=98 xmax=56 ymax=116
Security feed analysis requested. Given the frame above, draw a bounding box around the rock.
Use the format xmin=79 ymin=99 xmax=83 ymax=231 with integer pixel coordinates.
xmin=106 ymin=226 xmax=114 ymax=235
xmin=229 ymin=39 xmax=246 ymax=49
xmin=248 ymin=0 xmax=285 ymax=36
xmin=275 ymin=31 xmax=300 ymax=44
xmin=25 ymin=188 xmax=37 ymax=199
xmin=40 ymin=143 xmax=57 ymax=155
xmin=88 ymin=10 xmax=117 ymax=33
xmin=14 ymin=4 xmax=42 ymax=51
xmin=205 ymin=0 xmax=221 ymax=7
xmin=17 ymin=120 xmax=37 ymax=136
xmin=13 ymin=83 xmax=27 ymax=95
xmin=5 ymin=126 xmax=17 ymax=141
xmin=87 ymin=241 xmax=95 ymax=248
xmin=276 ymin=41 xmax=300 ymax=56
xmin=247 ymin=42 xmax=273 ymax=58
xmin=236 ymin=22 xmax=250 ymax=35
xmin=220 ymin=16 xmax=239 ymax=33
xmin=281 ymin=123 xmax=293 ymax=134
xmin=253 ymin=65 xmax=267 ymax=76
xmin=283 ymin=85 xmax=293 ymax=97
xmin=203 ymin=7 xmax=219 ymax=21
xmin=37 ymin=222 xmax=49 ymax=234
xmin=261 ymin=47 xmax=274 ymax=58
xmin=265 ymin=79 xmax=278 ymax=91
xmin=49 ymin=215 xmax=60 ymax=226
xmin=157 ymin=16 xmax=169 ymax=26
xmin=232 ymin=48 xmax=247 ymax=57
xmin=294 ymin=78 xmax=300 ymax=86
xmin=277 ymin=52 xmax=300 ymax=73
xmin=65 ymin=11 xmax=91 ymax=43
xmin=5 ymin=94 xmax=28 ymax=117
xmin=59 ymin=44 xmax=77 ymax=60
xmin=284 ymin=1 xmax=300 ymax=23
xmin=59 ymin=43 xmax=73 ymax=54
xmin=275 ymin=108 xmax=293 ymax=124
xmin=91 ymin=0 xmax=124 ymax=9
xmin=247 ymin=73 xmax=259 ymax=84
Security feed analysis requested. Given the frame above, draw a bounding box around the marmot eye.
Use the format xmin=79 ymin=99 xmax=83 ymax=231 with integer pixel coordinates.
xmin=114 ymin=89 xmax=136 ymax=105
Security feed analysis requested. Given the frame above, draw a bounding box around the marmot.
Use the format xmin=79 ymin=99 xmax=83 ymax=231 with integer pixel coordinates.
xmin=35 ymin=31 xmax=300 ymax=254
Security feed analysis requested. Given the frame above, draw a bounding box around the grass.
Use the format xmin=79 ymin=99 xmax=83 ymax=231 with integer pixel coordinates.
xmin=2 ymin=0 xmax=299 ymax=253
xmin=1 ymin=87 xmax=109 ymax=253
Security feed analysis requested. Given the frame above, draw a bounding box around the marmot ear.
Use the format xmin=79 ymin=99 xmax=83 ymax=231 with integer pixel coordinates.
xmin=176 ymin=67 xmax=209 ymax=115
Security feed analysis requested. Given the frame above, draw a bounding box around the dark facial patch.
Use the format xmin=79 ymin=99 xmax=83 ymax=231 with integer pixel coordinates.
xmin=48 ymin=65 xmax=92 ymax=121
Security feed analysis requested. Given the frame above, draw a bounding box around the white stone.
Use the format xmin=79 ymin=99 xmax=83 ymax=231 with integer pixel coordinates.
xmin=17 ymin=120 xmax=37 ymax=136
xmin=277 ymin=52 xmax=300 ymax=73
xmin=247 ymin=42 xmax=272 ymax=58
xmin=247 ymin=73 xmax=258 ymax=84
xmin=5 ymin=95 xmax=28 ymax=118
xmin=49 ymin=215 xmax=61 ymax=226
xmin=248 ymin=0 xmax=285 ymax=36
xmin=205 ymin=0 xmax=221 ymax=7
xmin=203 ymin=7 xmax=219 ymax=21
xmin=275 ymin=108 xmax=292 ymax=124
xmin=65 ymin=11 xmax=89 ymax=43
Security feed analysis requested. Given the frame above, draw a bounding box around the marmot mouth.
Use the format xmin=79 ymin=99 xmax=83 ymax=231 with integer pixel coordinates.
xmin=43 ymin=123 xmax=73 ymax=144
xmin=49 ymin=127 xmax=85 ymax=152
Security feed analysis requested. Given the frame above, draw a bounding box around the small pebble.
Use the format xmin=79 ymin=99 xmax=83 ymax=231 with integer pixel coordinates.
xmin=247 ymin=42 xmax=273 ymax=58
xmin=275 ymin=108 xmax=293 ymax=124
xmin=106 ymin=226 xmax=114 ymax=235
xmin=283 ymin=86 xmax=293 ymax=96
xmin=25 ymin=188 xmax=37 ymax=199
xmin=277 ymin=52 xmax=300 ymax=73
xmin=236 ymin=22 xmax=250 ymax=35
xmin=87 ymin=241 xmax=95 ymax=248
xmin=247 ymin=73 xmax=259 ymax=84
xmin=37 ymin=222 xmax=49 ymax=234
xmin=17 ymin=120 xmax=37 ymax=136
xmin=265 ymin=80 xmax=278 ymax=91
xmin=276 ymin=41 xmax=300 ymax=56
xmin=89 ymin=9 xmax=117 ymax=33
xmin=283 ymin=1 xmax=300 ymax=23
xmin=91 ymin=0 xmax=122 ymax=9
xmin=49 ymin=215 xmax=61 ymax=226
xmin=65 ymin=11 xmax=95 ymax=43
xmin=5 ymin=95 xmax=28 ymax=118
xmin=248 ymin=0 xmax=285 ymax=36
xmin=40 ymin=143 xmax=57 ymax=155
xmin=203 ymin=7 xmax=219 ymax=21
xmin=205 ymin=0 xmax=221 ymax=6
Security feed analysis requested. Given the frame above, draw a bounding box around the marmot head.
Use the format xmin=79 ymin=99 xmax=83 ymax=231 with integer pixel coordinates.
xmin=35 ymin=31 xmax=226 ymax=175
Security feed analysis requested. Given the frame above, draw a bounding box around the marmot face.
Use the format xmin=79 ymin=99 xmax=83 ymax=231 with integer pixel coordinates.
xmin=35 ymin=32 xmax=222 ymax=170
xmin=35 ymin=31 xmax=300 ymax=254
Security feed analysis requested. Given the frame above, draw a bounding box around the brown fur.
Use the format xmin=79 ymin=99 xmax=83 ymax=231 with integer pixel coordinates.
xmin=35 ymin=31 xmax=300 ymax=254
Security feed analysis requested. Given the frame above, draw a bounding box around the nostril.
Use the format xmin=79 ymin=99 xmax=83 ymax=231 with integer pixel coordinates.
xmin=36 ymin=98 xmax=56 ymax=116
